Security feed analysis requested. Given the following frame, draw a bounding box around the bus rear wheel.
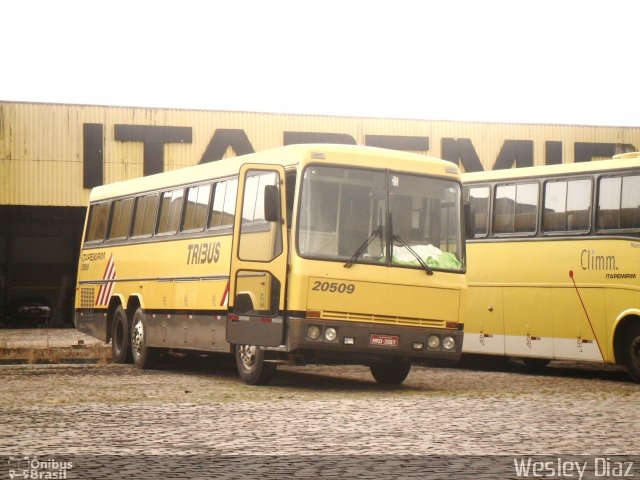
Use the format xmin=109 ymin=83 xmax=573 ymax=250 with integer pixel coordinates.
xmin=111 ymin=305 xmax=132 ymax=364
xmin=622 ymin=323 xmax=640 ymax=383
xmin=235 ymin=344 xmax=277 ymax=385
xmin=370 ymin=360 xmax=411 ymax=385
xmin=131 ymin=308 xmax=158 ymax=369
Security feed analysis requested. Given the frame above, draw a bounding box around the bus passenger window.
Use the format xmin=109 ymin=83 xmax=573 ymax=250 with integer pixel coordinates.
xmin=108 ymin=198 xmax=134 ymax=240
xmin=493 ymin=185 xmax=515 ymax=234
xmin=620 ymin=175 xmax=640 ymax=229
xmin=543 ymin=179 xmax=591 ymax=233
xmin=207 ymin=179 xmax=244 ymax=230
xmin=494 ymin=183 xmax=538 ymax=234
xmin=514 ymin=183 xmax=538 ymax=233
xmin=182 ymin=184 xmax=211 ymax=232
xmin=209 ymin=179 xmax=238 ymax=229
xmin=222 ymin=179 xmax=238 ymax=226
xmin=566 ymin=179 xmax=592 ymax=230
xmin=598 ymin=177 xmax=621 ymax=229
xmin=132 ymin=194 xmax=159 ymax=238
xmin=598 ymin=175 xmax=640 ymax=230
xmin=157 ymin=189 xmax=184 ymax=235
xmin=85 ymin=202 xmax=110 ymax=242
xmin=466 ymin=186 xmax=489 ymax=237
xmin=209 ymin=181 xmax=225 ymax=228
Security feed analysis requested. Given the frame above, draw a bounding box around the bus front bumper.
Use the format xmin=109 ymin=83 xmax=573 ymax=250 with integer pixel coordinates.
xmin=286 ymin=316 xmax=463 ymax=362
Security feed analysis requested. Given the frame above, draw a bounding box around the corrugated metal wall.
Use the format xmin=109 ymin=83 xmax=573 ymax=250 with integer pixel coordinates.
xmin=2 ymin=101 xmax=640 ymax=207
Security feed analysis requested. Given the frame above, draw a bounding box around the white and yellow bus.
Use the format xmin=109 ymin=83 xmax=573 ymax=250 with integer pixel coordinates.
xmin=462 ymin=153 xmax=640 ymax=382
xmin=75 ymin=144 xmax=467 ymax=385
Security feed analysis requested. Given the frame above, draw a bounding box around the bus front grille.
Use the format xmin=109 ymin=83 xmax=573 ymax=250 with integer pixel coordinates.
xmin=319 ymin=310 xmax=446 ymax=329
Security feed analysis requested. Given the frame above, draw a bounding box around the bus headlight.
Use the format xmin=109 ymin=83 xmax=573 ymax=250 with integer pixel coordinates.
xmin=442 ymin=336 xmax=456 ymax=350
xmin=307 ymin=325 xmax=321 ymax=340
xmin=427 ymin=335 xmax=440 ymax=349
xmin=324 ymin=327 xmax=337 ymax=342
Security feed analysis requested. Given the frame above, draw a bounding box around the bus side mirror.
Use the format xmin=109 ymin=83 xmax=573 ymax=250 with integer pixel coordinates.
xmin=264 ymin=185 xmax=281 ymax=222
xmin=464 ymin=202 xmax=475 ymax=239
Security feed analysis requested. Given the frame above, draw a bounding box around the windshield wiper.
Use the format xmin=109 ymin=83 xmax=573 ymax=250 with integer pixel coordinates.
xmin=344 ymin=225 xmax=383 ymax=268
xmin=392 ymin=234 xmax=434 ymax=276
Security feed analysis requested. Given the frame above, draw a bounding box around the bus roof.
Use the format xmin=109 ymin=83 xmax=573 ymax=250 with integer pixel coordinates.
xmin=89 ymin=143 xmax=459 ymax=202
xmin=462 ymin=154 xmax=640 ymax=184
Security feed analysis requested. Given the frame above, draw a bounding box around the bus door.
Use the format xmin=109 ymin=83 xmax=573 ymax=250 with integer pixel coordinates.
xmin=227 ymin=164 xmax=288 ymax=347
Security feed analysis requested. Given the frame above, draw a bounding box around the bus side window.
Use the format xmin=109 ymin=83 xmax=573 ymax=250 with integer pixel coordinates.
xmin=544 ymin=178 xmax=592 ymax=233
xmin=221 ymin=179 xmax=237 ymax=227
xmin=107 ymin=197 xmax=134 ymax=240
xmin=132 ymin=194 xmax=160 ymax=238
xmin=182 ymin=183 xmax=211 ymax=232
xmin=493 ymin=185 xmax=516 ymax=234
xmin=466 ymin=186 xmax=489 ymax=238
xmin=513 ymin=183 xmax=538 ymax=233
xmin=598 ymin=174 xmax=640 ymax=230
xmin=543 ymin=181 xmax=566 ymax=232
xmin=566 ymin=179 xmax=592 ymax=231
xmin=157 ymin=188 xmax=184 ymax=235
xmin=494 ymin=183 xmax=538 ymax=235
xmin=209 ymin=181 xmax=225 ymax=228
xmin=598 ymin=177 xmax=622 ymax=230
xmin=620 ymin=175 xmax=640 ymax=229
xmin=208 ymin=179 xmax=237 ymax=229
xmin=85 ymin=202 xmax=110 ymax=243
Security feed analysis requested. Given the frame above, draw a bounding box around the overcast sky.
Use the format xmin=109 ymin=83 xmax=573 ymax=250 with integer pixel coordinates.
xmin=2 ymin=0 xmax=639 ymax=127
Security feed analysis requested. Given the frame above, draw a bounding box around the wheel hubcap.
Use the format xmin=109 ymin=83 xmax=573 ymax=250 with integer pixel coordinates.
xmin=132 ymin=320 xmax=144 ymax=356
xmin=239 ymin=345 xmax=256 ymax=368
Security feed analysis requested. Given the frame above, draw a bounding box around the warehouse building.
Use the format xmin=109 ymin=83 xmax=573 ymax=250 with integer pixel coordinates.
xmin=1 ymin=101 xmax=639 ymax=326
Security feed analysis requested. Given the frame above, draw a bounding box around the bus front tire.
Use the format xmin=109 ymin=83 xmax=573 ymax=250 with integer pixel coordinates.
xmin=370 ymin=360 xmax=411 ymax=385
xmin=235 ymin=344 xmax=276 ymax=385
xmin=622 ymin=323 xmax=640 ymax=383
xmin=131 ymin=308 xmax=158 ymax=369
xmin=111 ymin=305 xmax=133 ymax=364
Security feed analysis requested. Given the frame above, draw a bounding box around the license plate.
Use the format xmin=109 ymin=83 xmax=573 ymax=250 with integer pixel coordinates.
xmin=369 ymin=334 xmax=399 ymax=347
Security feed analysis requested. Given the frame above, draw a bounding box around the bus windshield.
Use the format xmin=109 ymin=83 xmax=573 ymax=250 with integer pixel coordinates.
xmin=297 ymin=165 xmax=463 ymax=272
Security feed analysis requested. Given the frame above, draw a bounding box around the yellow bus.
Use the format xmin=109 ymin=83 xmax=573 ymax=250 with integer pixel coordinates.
xmin=75 ymin=144 xmax=467 ymax=385
xmin=462 ymin=153 xmax=640 ymax=382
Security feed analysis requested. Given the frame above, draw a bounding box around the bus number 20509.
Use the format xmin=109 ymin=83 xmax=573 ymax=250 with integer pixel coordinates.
xmin=312 ymin=281 xmax=356 ymax=294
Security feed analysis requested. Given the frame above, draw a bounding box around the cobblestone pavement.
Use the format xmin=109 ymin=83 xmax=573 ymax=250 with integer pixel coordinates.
xmin=1 ymin=330 xmax=639 ymax=478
